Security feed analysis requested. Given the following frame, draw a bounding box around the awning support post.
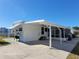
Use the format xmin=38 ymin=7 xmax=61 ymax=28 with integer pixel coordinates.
xmin=49 ymin=26 xmax=52 ymax=48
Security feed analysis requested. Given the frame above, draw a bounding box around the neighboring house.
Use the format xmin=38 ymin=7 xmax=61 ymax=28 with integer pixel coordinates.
xmin=10 ymin=20 xmax=71 ymax=43
xmin=0 ymin=27 xmax=8 ymax=36
xmin=73 ymin=29 xmax=79 ymax=37
xmin=7 ymin=29 xmax=13 ymax=37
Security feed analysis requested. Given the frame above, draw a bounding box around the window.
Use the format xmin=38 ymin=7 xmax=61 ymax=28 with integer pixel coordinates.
xmin=19 ymin=28 xmax=22 ymax=31
xmin=16 ymin=30 xmax=18 ymax=31
xmin=45 ymin=28 xmax=48 ymax=32
xmin=41 ymin=27 xmax=44 ymax=34
xmin=47 ymin=28 xmax=49 ymax=37
xmin=55 ymin=29 xmax=59 ymax=34
xmin=55 ymin=29 xmax=60 ymax=37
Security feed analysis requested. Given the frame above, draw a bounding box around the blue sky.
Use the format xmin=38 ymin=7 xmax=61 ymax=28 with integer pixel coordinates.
xmin=0 ymin=0 xmax=79 ymax=28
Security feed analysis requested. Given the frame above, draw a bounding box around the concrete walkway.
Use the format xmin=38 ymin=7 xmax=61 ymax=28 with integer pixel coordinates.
xmin=0 ymin=38 xmax=79 ymax=59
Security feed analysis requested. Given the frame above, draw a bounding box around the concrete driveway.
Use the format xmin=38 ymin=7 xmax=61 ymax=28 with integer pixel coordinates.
xmin=0 ymin=38 xmax=79 ymax=59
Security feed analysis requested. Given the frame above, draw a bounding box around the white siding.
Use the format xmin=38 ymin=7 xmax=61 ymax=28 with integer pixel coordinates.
xmin=22 ymin=23 xmax=41 ymax=42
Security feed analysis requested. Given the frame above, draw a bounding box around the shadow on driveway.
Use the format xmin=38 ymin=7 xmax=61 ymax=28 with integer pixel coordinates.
xmin=25 ymin=39 xmax=79 ymax=56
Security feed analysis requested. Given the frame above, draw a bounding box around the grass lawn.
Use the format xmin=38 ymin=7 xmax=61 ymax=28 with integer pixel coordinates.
xmin=0 ymin=39 xmax=10 ymax=45
xmin=0 ymin=36 xmax=8 ymax=39
xmin=0 ymin=36 xmax=10 ymax=45
xmin=67 ymin=42 xmax=79 ymax=59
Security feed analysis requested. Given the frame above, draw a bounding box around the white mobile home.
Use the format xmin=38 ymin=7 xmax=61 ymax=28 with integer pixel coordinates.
xmin=11 ymin=20 xmax=71 ymax=48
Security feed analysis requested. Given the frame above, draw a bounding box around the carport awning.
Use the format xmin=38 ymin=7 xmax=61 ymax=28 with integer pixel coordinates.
xmin=25 ymin=20 xmax=66 ymax=48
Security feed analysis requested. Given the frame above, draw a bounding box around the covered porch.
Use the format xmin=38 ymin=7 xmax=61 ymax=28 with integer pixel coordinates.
xmin=36 ymin=20 xmax=71 ymax=48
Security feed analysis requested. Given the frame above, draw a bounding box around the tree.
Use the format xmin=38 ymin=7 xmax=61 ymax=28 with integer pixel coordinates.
xmin=73 ymin=26 xmax=79 ymax=30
